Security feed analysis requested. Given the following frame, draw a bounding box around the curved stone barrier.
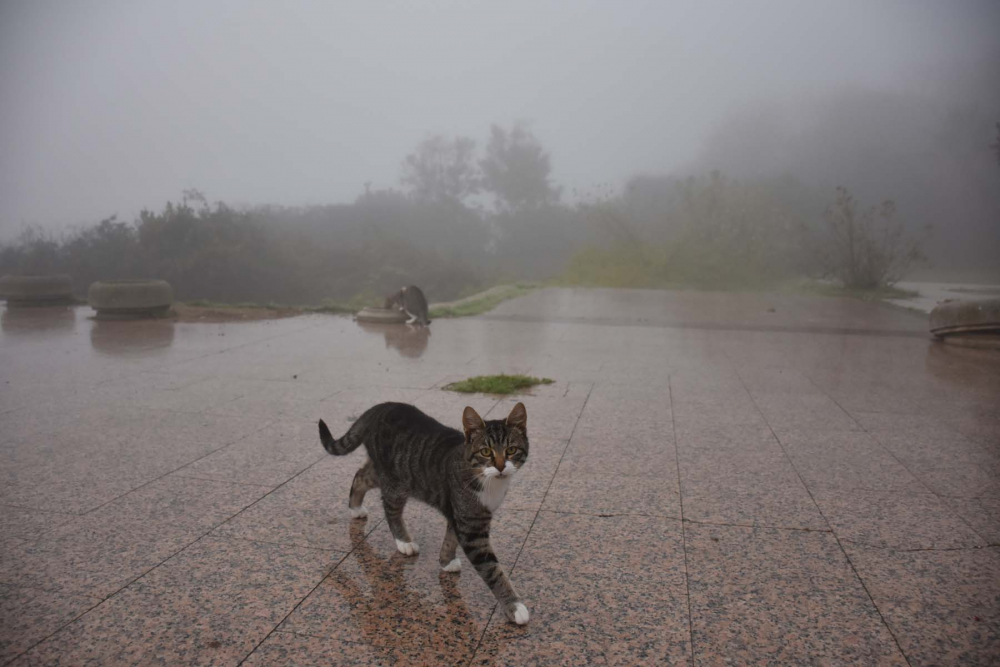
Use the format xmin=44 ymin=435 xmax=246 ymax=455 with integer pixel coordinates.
xmin=930 ymin=297 xmax=1000 ymax=348
xmin=930 ymin=298 xmax=1000 ymax=336
xmin=0 ymin=274 xmax=74 ymax=306
xmin=88 ymin=280 xmax=174 ymax=319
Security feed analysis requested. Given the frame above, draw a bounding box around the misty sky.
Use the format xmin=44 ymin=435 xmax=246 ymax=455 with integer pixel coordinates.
xmin=1 ymin=0 xmax=998 ymax=238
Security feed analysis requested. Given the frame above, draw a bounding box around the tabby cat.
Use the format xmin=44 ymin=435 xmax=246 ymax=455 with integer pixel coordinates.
xmin=318 ymin=401 xmax=530 ymax=625
xmin=384 ymin=285 xmax=430 ymax=326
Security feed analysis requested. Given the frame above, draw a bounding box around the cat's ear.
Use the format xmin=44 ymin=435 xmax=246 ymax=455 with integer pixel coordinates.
xmin=506 ymin=402 xmax=527 ymax=434
xmin=463 ymin=406 xmax=486 ymax=442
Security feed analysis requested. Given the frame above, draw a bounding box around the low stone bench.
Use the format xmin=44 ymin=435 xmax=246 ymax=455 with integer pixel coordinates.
xmin=88 ymin=280 xmax=174 ymax=320
xmin=0 ymin=274 xmax=75 ymax=307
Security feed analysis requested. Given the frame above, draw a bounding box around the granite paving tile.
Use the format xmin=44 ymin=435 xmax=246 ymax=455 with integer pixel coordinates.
xmin=752 ymin=392 xmax=862 ymax=432
xmin=0 ymin=506 xmax=77 ymax=543
xmin=206 ymin=379 xmax=342 ymax=421
xmin=13 ymin=536 xmax=339 ymax=666
xmin=242 ymin=632 xmax=397 ymax=666
xmin=686 ymin=523 xmax=907 ymax=666
xmin=678 ymin=445 xmax=828 ymax=530
xmin=542 ymin=472 xmax=681 ymax=517
xmin=902 ymin=458 xmax=1000 ymax=499
xmin=812 ymin=489 xmax=986 ymax=549
xmin=0 ymin=516 xmax=194 ymax=599
xmin=777 ymin=429 xmax=928 ymax=493
xmin=211 ymin=491 xmax=382 ymax=552
xmin=472 ymin=511 xmax=689 ymax=666
xmin=845 ymin=543 xmax=1000 ymax=666
xmin=82 ymin=474 xmax=272 ymax=540
xmin=557 ymin=437 xmax=677 ymax=479
xmin=175 ymin=420 xmax=326 ymax=487
xmin=943 ymin=497 xmax=1000 ymax=544
xmin=0 ymin=585 xmax=100 ymax=665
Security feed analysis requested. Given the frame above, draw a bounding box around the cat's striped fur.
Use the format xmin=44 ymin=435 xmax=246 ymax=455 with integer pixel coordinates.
xmin=318 ymin=401 xmax=531 ymax=625
xmin=384 ymin=285 xmax=430 ymax=326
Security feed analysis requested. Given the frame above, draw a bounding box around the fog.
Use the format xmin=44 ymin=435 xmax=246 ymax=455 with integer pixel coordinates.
xmin=1 ymin=0 xmax=998 ymax=301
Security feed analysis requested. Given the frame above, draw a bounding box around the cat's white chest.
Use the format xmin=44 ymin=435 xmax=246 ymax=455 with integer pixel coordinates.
xmin=477 ymin=477 xmax=511 ymax=512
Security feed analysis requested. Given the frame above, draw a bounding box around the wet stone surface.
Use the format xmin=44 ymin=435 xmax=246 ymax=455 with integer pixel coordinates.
xmin=1 ymin=288 xmax=998 ymax=665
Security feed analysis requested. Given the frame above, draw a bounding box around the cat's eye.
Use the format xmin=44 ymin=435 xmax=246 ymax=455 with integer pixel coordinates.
xmin=505 ymin=446 xmax=518 ymax=456
xmin=479 ymin=447 xmax=492 ymax=457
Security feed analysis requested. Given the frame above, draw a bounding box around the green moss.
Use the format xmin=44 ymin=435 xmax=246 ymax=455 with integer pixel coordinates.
xmin=443 ymin=374 xmax=554 ymax=395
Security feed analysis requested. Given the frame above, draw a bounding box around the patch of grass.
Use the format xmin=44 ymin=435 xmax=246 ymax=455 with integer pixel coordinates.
xmin=556 ymin=244 xmax=787 ymax=292
xmin=443 ymin=374 xmax=554 ymax=395
xmin=790 ymin=279 xmax=919 ymax=302
xmin=181 ymin=291 xmax=380 ymax=315
xmin=184 ymin=299 xmax=283 ymax=309
xmin=429 ymin=283 xmax=538 ymax=318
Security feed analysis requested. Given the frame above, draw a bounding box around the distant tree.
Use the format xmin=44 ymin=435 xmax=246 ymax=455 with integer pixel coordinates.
xmin=480 ymin=122 xmax=560 ymax=212
xmin=400 ymin=135 xmax=479 ymax=204
xmin=817 ymin=186 xmax=928 ymax=289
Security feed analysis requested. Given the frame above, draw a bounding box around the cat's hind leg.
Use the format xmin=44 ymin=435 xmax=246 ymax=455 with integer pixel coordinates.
xmin=382 ymin=493 xmax=419 ymax=555
xmin=348 ymin=458 xmax=378 ymax=519
xmin=439 ymin=523 xmax=461 ymax=572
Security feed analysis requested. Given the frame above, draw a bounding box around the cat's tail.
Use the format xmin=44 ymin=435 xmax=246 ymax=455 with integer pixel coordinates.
xmin=318 ymin=418 xmax=365 ymax=456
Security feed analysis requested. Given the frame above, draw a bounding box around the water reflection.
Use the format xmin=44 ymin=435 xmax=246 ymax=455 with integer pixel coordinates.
xmin=334 ymin=522 xmax=480 ymax=661
xmin=1 ymin=305 xmax=77 ymax=337
xmin=925 ymin=338 xmax=1000 ymax=392
xmin=89 ymin=318 xmax=175 ymax=356
xmin=356 ymin=321 xmax=431 ymax=358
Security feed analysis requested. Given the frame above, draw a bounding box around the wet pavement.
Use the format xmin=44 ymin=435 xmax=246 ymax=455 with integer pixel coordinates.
xmin=1 ymin=287 xmax=998 ymax=666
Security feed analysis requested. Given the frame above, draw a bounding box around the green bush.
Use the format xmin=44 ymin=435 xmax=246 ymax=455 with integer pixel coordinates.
xmin=814 ymin=187 xmax=928 ymax=289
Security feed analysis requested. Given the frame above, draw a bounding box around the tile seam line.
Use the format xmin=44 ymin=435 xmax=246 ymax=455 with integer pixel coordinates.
xmin=838 ymin=540 xmax=1000 ymax=553
xmin=729 ymin=360 xmax=913 ymax=667
xmin=236 ymin=521 xmax=388 ymax=664
xmin=670 ymin=374 xmax=697 ymax=667
xmin=466 ymin=382 xmax=595 ymax=665
xmin=5 ymin=449 xmax=329 ymax=665
xmin=680 ymin=517 xmax=833 ymax=533
xmin=815 ymin=387 xmax=996 ymax=548
xmin=14 ymin=418 xmax=282 ymax=539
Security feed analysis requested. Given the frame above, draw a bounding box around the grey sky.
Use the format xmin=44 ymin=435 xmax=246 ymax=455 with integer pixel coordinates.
xmin=1 ymin=0 xmax=997 ymax=238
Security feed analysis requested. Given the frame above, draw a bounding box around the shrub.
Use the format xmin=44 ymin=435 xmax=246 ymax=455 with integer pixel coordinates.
xmin=815 ymin=187 xmax=928 ymax=289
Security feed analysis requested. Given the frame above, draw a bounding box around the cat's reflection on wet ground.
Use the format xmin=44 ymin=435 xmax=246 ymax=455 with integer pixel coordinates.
xmin=329 ymin=520 xmax=483 ymax=662
xmin=356 ymin=321 xmax=431 ymax=358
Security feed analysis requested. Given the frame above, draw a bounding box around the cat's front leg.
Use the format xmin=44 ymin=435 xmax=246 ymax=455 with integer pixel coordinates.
xmin=455 ymin=518 xmax=529 ymax=625
xmin=439 ymin=523 xmax=462 ymax=572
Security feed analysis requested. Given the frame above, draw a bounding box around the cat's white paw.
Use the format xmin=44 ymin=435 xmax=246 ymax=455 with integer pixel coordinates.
xmin=510 ymin=602 xmax=530 ymax=625
xmin=395 ymin=539 xmax=419 ymax=556
xmin=349 ymin=506 xmax=367 ymax=519
xmin=441 ymin=558 xmax=461 ymax=572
